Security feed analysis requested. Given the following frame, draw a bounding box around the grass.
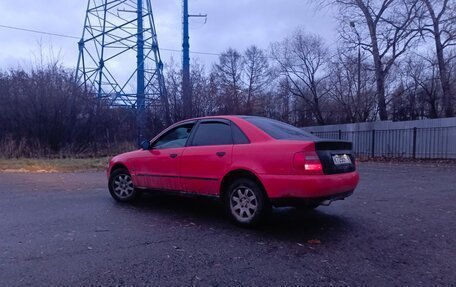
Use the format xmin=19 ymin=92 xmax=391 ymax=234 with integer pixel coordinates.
xmin=1 ymin=156 xmax=454 ymax=174
xmin=0 ymin=157 xmax=110 ymax=173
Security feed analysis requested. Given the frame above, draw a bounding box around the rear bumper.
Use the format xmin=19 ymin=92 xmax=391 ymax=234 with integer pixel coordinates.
xmin=260 ymin=171 xmax=359 ymax=202
xmin=271 ymin=190 xmax=354 ymax=207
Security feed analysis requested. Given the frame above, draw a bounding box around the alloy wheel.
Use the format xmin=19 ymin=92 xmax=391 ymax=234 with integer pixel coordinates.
xmin=112 ymin=174 xmax=134 ymax=199
xmin=230 ymin=185 xmax=258 ymax=222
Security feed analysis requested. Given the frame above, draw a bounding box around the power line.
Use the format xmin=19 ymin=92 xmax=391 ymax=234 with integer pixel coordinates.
xmin=0 ymin=24 xmax=79 ymax=39
xmin=0 ymin=23 xmax=221 ymax=57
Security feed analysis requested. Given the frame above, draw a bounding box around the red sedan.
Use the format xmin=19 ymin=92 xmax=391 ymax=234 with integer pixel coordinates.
xmin=107 ymin=116 xmax=359 ymax=226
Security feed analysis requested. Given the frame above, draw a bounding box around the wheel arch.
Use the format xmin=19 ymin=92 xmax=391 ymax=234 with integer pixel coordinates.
xmin=110 ymin=163 xmax=129 ymax=175
xmin=219 ymin=169 xmax=268 ymax=199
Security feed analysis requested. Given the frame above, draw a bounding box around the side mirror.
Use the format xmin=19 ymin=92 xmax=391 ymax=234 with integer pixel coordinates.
xmin=140 ymin=140 xmax=151 ymax=150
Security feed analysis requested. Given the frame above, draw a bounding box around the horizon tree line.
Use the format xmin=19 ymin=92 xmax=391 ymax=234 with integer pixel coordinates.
xmin=0 ymin=0 xmax=455 ymax=157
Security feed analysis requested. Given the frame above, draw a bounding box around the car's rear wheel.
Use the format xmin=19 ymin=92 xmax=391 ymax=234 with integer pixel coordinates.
xmin=108 ymin=168 xmax=141 ymax=202
xmin=225 ymin=178 xmax=270 ymax=227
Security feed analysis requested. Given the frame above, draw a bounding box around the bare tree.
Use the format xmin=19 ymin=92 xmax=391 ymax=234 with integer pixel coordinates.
xmin=191 ymin=62 xmax=217 ymax=117
xmin=330 ymin=0 xmax=421 ymax=120
xmin=163 ymin=59 xmax=183 ymax=122
xmin=271 ymin=30 xmax=330 ymax=125
xmin=400 ymin=54 xmax=441 ymax=118
xmin=329 ymin=48 xmax=377 ymax=122
xmin=243 ymin=46 xmax=271 ymax=114
xmin=420 ymin=0 xmax=456 ymax=117
xmin=212 ymin=48 xmax=245 ymax=114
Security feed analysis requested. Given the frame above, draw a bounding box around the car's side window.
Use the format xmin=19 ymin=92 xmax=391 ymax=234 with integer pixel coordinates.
xmin=231 ymin=123 xmax=250 ymax=144
xmin=191 ymin=122 xmax=233 ymax=146
xmin=152 ymin=123 xmax=194 ymax=149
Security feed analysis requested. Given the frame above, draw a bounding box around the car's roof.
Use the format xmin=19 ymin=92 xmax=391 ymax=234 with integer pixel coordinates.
xmin=166 ymin=115 xmax=272 ymax=143
xmin=178 ymin=115 xmax=244 ymax=122
xmin=176 ymin=115 xmax=269 ymax=124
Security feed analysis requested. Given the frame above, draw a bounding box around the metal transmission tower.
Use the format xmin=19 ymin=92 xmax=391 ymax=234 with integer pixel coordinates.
xmin=75 ymin=0 xmax=170 ymax=144
xmin=182 ymin=0 xmax=206 ymax=118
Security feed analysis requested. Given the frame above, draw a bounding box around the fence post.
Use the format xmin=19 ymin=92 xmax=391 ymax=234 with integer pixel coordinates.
xmin=338 ymin=129 xmax=342 ymax=140
xmin=371 ymin=129 xmax=376 ymax=158
xmin=412 ymin=127 xmax=417 ymax=159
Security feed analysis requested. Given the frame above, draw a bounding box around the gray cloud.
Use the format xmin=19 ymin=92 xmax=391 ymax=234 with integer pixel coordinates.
xmin=0 ymin=0 xmax=337 ymax=70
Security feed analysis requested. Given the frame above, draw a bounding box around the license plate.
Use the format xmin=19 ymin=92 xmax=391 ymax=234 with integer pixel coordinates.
xmin=332 ymin=154 xmax=352 ymax=165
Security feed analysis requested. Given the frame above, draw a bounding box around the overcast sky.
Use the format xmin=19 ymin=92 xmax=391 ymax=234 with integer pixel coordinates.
xmin=0 ymin=0 xmax=338 ymax=70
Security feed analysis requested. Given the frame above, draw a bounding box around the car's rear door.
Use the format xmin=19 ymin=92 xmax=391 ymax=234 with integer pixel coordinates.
xmin=179 ymin=119 xmax=234 ymax=195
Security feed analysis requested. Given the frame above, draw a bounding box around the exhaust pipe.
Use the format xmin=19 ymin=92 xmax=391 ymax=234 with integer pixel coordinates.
xmin=321 ymin=199 xmax=332 ymax=206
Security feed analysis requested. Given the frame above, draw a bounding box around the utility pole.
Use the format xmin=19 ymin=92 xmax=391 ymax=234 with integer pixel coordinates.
xmin=182 ymin=0 xmax=191 ymax=119
xmin=182 ymin=0 xmax=206 ymax=119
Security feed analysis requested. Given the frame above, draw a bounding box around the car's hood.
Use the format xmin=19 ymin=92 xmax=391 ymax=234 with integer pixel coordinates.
xmin=111 ymin=149 xmax=143 ymax=162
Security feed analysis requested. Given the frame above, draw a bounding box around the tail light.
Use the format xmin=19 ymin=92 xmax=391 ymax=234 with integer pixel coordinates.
xmin=293 ymin=151 xmax=323 ymax=174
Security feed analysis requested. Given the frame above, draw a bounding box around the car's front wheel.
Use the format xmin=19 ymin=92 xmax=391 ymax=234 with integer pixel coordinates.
xmin=225 ymin=178 xmax=270 ymax=227
xmin=108 ymin=168 xmax=141 ymax=202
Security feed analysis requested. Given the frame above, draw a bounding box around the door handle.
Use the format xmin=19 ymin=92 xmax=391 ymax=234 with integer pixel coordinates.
xmin=216 ymin=152 xmax=226 ymax=157
xmin=170 ymin=153 xmax=178 ymax=158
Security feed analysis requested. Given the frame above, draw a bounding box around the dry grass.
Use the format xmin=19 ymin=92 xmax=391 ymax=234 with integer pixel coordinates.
xmin=0 ymin=157 xmax=109 ymax=173
xmin=357 ymin=156 xmax=456 ymax=167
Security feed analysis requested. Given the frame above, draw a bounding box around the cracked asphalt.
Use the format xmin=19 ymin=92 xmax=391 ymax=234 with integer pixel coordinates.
xmin=0 ymin=162 xmax=455 ymax=286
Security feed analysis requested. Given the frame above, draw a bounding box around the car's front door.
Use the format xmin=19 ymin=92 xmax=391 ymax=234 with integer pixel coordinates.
xmin=179 ymin=120 xmax=234 ymax=195
xmin=135 ymin=122 xmax=195 ymax=191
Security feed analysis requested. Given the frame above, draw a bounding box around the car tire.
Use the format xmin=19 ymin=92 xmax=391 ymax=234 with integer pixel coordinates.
xmin=224 ymin=178 xmax=271 ymax=227
xmin=108 ymin=168 xmax=141 ymax=202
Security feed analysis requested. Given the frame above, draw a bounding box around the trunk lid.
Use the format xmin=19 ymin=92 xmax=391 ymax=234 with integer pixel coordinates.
xmin=314 ymin=140 xmax=356 ymax=175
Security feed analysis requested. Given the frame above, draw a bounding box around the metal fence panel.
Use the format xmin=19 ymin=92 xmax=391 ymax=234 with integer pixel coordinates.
xmin=310 ymin=126 xmax=456 ymax=159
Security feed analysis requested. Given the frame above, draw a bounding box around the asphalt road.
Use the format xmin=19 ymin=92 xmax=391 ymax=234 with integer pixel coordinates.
xmin=0 ymin=163 xmax=455 ymax=286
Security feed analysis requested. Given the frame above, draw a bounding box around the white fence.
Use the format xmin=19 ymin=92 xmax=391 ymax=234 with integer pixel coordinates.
xmin=302 ymin=118 xmax=456 ymax=159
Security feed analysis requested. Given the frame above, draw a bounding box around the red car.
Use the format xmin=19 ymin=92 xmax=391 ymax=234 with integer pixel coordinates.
xmin=107 ymin=116 xmax=359 ymax=226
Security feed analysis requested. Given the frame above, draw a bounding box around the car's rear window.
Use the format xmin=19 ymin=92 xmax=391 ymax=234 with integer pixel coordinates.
xmin=242 ymin=116 xmax=318 ymax=140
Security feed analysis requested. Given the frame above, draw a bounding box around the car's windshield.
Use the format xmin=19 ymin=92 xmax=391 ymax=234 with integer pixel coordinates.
xmin=242 ymin=116 xmax=318 ymax=141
